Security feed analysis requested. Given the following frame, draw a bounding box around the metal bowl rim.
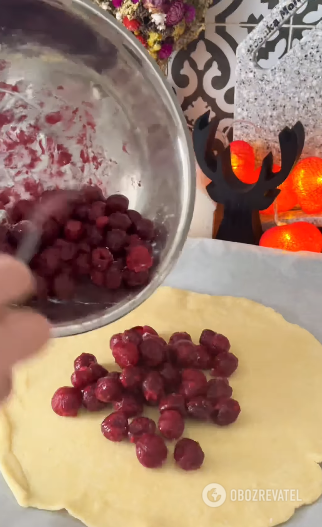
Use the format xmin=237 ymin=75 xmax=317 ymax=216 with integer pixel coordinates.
xmin=50 ymin=0 xmax=196 ymax=337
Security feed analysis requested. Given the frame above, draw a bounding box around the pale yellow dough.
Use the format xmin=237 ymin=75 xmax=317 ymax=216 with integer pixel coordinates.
xmin=1 ymin=287 xmax=322 ymax=527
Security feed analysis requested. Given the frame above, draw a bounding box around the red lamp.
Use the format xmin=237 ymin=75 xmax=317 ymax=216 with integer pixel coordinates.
xmin=259 ymin=164 xmax=297 ymax=215
xmin=260 ymin=222 xmax=322 ymax=252
xmin=230 ymin=147 xmax=297 ymax=215
xmin=230 ymin=141 xmax=256 ymax=184
xmin=292 ymin=157 xmax=322 ymax=214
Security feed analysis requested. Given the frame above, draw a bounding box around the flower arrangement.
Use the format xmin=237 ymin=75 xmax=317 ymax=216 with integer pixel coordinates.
xmin=94 ymin=0 xmax=211 ymax=70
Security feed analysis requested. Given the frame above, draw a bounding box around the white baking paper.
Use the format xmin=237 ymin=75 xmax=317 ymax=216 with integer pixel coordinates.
xmin=1 ymin=237 xmax=322 ymax=526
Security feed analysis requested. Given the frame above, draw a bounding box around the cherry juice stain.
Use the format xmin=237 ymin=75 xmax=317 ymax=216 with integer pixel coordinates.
xmin=0 ymin=77 xmax=114 ymax=208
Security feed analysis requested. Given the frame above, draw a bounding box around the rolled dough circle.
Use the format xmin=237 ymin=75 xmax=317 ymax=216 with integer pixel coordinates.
xmin=1 ymin=287 xmax=322 ymax=527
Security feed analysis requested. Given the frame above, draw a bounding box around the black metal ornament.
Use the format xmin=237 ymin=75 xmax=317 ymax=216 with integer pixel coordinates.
xmin=193 ymin=112 xmax=305 ymax=245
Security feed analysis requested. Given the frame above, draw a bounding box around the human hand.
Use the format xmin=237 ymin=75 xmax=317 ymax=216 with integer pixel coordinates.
xmin=0 ymin=255 xmax=50 ymax=402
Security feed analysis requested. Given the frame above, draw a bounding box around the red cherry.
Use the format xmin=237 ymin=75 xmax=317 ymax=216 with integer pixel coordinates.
xmin=127 ymin=234 xmax=153 ymax=254
xmin=180 ymin=369 xmax=208 ymax=400
xmin=101 ymin=412 xmax=128 ymax=442
xmin=105 ymin=263 xmax=123 ymax=290
xmin=174 ymin=438 xmax=204 ymax=470
xmin=139 ymin=336 xmax=166 ymax=367
xmin=74 ymin=252 xmax=91 ymax=275
xmin=159 ymin=393 xmax=186 ymax=416
xmin=120 ymin=366 xmax=144 ymax=391
xmin=82 ymin=184 xmax=104 ymax=203
xmin=91 ymin=269 xmax=104 ymax=286
xmin=136 ymin=433 xmax=168 ymax=468
xmin=106 ymin=229 xmax=128 ymax=253
xmin=128 ymin=417 xmax=156 ymax=443
xmin=211 ymin=352 xmax=238 ymax=378
xmin=71 ymin=367 xmax=95 ymax=389
xmin=89 ymin=363 xmax=108 ymax=381
xmin=127 ymin=209 xmax=141 ymax=225
xmin=112 ymin=341 xmax=139 ymax=368
xmin=142 ymin=326 xmax=158 ymax=336
xmin=108 ymin=212 xmax=132 ymax=231
xmin=78 ymin=241 xmax=91 ymax=254
xmin=168 ymin=332 xmax=192 ymax=345
xmin=207 ymin=377 xmax=232 ymax=401
xmin=105 ymin=194 xmax=129 ymax=214
xmin=82 ymin=384 xmax=107 ymax=412
xmin=64 ymin=220 xmax=84 ymax=241
xmin=193 ymin=345 xmax=211 ymax=370
xmin=126 ymin=245 xmax=153 ymax=272
xmin=96 ymin=215 xmax=109 ymax=229
xmin=113 ymin=393 xmax=143 ymax=418
xmin=74 ymin=353 xmax=97 ymax=370
xmin=55 ymin=239 xmax=77 ymax=261
xmin=92 ymin=247 xmax=113 ymax=271
xmin=86 ymin=225 xmax=103 ymax=247
xmin=136 ymin=218 xmax=154 ymax=240
xmin=74 ymin=203 xmax=89 ymax=221
xmin=172 ymin=340 xmax=198 ymax=368
xmin=158 ymin=410 xmax=184 ymax=440
xmin=106 ymin=372 xmax=121 ymax=381
xmin=95 ymin=376 xmax=123 ymax=403
xmin=186 ymin=397 xmax=213 ymax=421
xmin=110 ymin=333 xmax=123 ymax=350
xmin=123 ymin=268 xmax=149 ymax=287
xmin=88 ymin=201 xmax=106 ymax=222
xmin=123 ymin=328 xmax=143 ymax=346
xmin=142 ymin=371 xmax=164 ymax=405
xmin=211 ymin=398 xmax=241 ymax=426
xmin=200 ymin=329 xmax=230 ymax=356
xmin=158 ymin=363 xmax=181 ymax=392
xmin=51 ymin=387 xmax=82 ymax=417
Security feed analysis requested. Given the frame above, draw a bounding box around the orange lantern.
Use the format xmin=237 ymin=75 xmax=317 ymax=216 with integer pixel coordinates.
xmin=259 ymin=222 xmax=322 ymax=252
xmin=292 ymin=157 xmax=322 ymax=214
xmin=259 ymin=164 xmax=298 ymax=215
xmin=230 ymin=141 xmax=256 ymax=184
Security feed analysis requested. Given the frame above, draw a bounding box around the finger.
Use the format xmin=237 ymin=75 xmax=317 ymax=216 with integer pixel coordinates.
xmin=0 ymin=255 xmax=34 ymax=305
xmin=0 ymin=309 xmax=50 ymax=369
xmin=0 ymin=373 xmax=12 ymax=403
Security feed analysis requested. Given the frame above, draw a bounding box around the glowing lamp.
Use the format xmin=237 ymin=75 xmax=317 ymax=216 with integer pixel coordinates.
xmin=260 ymin=222 xmax=322 ymax=253
xmin=193 ymin=113 xmax=304 ymax=244
xmin=292 ymin=157 xmax=322 ymax=214
xmin=259 ymin=164 xmax=298 ymax=215
xmin=230 ymin=141 xmax=256 ymax=184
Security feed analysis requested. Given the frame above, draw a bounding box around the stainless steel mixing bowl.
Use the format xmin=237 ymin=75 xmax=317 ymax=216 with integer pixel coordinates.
xmin=0 ymin=0 xmax=195 ymax=336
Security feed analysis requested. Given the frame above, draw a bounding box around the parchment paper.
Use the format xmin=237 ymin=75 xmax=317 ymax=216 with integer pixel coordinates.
xmin=2 ymin=237 xmax=322 ymax=526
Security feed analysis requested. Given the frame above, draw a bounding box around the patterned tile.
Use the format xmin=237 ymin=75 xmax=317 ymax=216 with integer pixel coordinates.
xmin=168 ymin=0 xmax=322 ymax=148
xmin=290 ymin=26 xmax=316 ymax=49
xmin=169 ymin=22 xmax=290 ymax=131
xmin=168 ymin=25 xmax=247 ymax=132
xmin=292 ymin=0 xmax=322 ymax=25
xmin=255 ymin=26 xmax=290 ymax=69
xmin=170 ymin=0 xmax=322 ymax=236
xmin=207 ymin=0 xmax=280 ymax=25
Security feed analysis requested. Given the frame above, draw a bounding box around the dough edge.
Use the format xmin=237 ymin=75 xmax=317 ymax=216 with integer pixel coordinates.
xmin=1 ymin=287 xmax=322 ymax=527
